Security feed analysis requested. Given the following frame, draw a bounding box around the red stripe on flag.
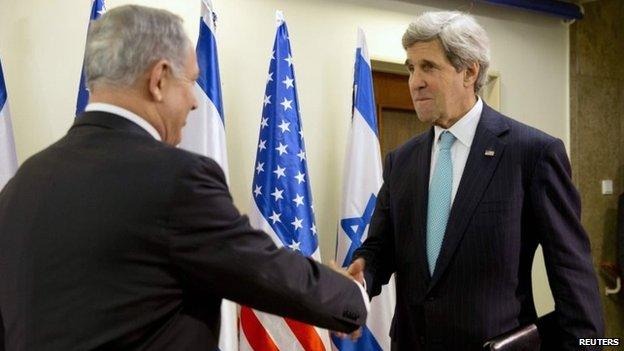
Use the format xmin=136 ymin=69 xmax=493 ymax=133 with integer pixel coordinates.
xmin=284 ymin=318 xmax=326 ymax=351
xmin=241 ymin=307 xmax=279 ymax=351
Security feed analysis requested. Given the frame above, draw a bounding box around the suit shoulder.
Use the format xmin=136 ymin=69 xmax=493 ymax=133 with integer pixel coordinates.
xmin=506 ymin=116 xmax=555 ymax=141
xmin=497 ymin=112 xmax=560 ymax=154
xmin=156 ymin=145 xmax=227 ymax=182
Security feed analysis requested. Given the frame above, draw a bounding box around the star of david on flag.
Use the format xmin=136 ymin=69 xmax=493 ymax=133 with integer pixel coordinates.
xmin=75 ymin=0 xmax=106 ymax=115
xmin=0 ymin=56 xmax=18 ymax=191
xmin=240 ymin=11 xmax=330 ymax=351
xmin=332 ymin=28 xmax=395 ymax=351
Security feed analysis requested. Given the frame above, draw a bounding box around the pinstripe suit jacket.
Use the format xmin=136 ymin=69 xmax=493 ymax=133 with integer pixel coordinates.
xmin=354 ymin=103 xmax=604 ymax=350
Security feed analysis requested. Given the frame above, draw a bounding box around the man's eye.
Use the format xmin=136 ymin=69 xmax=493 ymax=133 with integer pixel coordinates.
xmin=406 ymin=65 xmax=414 ymax=72
xmin=422 ymin=63 xmax=434 ymax=71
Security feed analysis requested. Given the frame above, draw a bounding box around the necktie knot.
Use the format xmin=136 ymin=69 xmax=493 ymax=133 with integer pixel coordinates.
xmin=439 ymin=131 xmax=456 ymax=151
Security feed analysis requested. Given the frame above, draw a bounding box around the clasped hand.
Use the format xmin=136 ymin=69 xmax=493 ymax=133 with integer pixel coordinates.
xmin=329 ymin=258 xmax=367 ymax=341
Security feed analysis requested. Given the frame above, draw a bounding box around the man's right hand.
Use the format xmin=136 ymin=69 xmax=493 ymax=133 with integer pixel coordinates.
xmin=347 ymin=258 xmax=366 ymax=285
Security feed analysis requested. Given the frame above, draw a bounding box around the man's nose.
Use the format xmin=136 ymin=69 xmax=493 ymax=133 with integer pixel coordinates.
xmin=409 ymin=71 xmax=426 ymax=91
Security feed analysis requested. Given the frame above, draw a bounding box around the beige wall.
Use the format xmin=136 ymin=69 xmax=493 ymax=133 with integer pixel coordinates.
xmin=570 ymin=0 xmax=624 ymax=341
xmin=0 ymin=0 xmax=573 ymax=315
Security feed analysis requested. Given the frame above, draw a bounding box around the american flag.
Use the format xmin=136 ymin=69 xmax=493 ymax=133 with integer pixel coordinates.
xmin=75 ymin=0 xmax=106 ymax=115
xmin=239 ymin=11 xmax=330 ymax=351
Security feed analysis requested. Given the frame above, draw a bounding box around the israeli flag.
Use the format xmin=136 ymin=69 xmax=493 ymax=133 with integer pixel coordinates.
xmin=333 ymin=29 xmax=395 ymax=351
xmin=0 ymin=57 xmax=18 ymax=191
xmin=179 ymin=1 xmax=235 ymax=350
xmin=75 ymin=0 xmax=106 ymax=115
xmin=180 ymin=0 xmax=229 ymax=176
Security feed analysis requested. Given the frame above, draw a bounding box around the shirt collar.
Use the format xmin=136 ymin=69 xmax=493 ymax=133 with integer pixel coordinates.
xmin=433 ymin=96 xmax=483 ymax=148
xmin=85 ymin=103 xmax=162 ymax=141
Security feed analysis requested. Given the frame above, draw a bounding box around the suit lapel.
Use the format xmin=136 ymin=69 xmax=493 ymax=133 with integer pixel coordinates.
xmin=427 ymin=105 xmax=509 ymax=292
xmin=408 ymin=129 xmax=434 ymax=285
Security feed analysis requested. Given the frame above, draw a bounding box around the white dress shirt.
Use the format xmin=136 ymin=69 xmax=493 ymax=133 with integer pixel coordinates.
xmin=429 ymin=97 xmax=483 ymax=204
xmin=85 ymin=103 xmax=162 ymax=141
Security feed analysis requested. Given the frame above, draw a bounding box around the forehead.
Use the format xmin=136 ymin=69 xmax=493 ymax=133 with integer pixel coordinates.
xmin=405 ymin=39 xmax=446 ymax=62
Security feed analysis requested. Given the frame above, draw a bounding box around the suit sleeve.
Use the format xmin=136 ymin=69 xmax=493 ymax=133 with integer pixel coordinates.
xmin=353 ymin=152 xmax=397 ymax=297
xmin=529 ymin=139 xmax=604 ymax=349
xmin=166 ymin=156 xmax=366 ymax=333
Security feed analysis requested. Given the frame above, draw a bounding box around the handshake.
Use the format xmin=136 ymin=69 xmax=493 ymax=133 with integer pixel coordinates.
xmin=329 ymin=257 xmax=368 ymax=341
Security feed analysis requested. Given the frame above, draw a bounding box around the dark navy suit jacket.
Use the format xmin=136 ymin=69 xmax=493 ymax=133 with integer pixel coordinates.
xmin=354 ymin=103 xmax=604 ymax=350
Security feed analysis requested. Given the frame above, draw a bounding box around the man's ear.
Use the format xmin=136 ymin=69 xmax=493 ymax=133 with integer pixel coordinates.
xmin=463 ymin=61 xmax=480 ymax=88
xmin=148 ymin=59 xmax=171 ymax=102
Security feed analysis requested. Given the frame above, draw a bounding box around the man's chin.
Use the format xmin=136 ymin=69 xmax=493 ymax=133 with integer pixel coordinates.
xmin=416 ymin=112 xmax=436 ymax=124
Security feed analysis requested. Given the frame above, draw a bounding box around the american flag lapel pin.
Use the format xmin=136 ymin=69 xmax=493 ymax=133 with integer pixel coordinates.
xmin=484 ymin=149 xmax=495 ymax=157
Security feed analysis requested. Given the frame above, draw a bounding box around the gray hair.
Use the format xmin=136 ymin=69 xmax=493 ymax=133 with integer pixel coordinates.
xmin=85 ymin=5 xmax=191 ymax=90
xmin=402 ymin=11 xmax=490 ymax=92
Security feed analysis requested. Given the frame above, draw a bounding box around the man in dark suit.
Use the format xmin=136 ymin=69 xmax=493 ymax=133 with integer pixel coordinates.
xmin=0 ymin=5 xmax=368 ymax=350
xmin=349 ymin=11 xmax=604 ymax=351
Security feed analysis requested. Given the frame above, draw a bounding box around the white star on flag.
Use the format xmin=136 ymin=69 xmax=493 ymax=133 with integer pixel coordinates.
xmin=288 ymin=240 xmax=301 ymax=251
xmin=271 ymin=187 xmax=284 ymax=201
xmin=294 ymin=171 xmax=305 ymax=184
xmin=269 ymin=211 xmax=282 ymax=224
xmin=253 ymin=185 xmax=262 ymax=197
xmin=273 ymin=165 xmax=286 ymax=178
xmin=297 ymin=150 xmax=306 ymax=161
xmin=260 ymin=117 xmax=269 ymax=129
xmin=282 ymin=76 xmax=294 ymax=89
xmin=263 ymin=95 xmax=271 ymax=106
xmin=256 ymin=162 xmax=264 ymax=174
xmin=280 ymin=97 xmax=293 ymax=111
xmin=275 ymin=142 xmax=288 ymax=155
xmin=267 ymin=72 xmax=274 ymax=82
xmin=258 ymin=140 xmax=267 ymax=151
xmin=291 ymin=217 xmax=303 ymax=230
xmin=284 ymin=54 xmax=293 ymax=66
xmin=292 ymin=194 xmax=304 ymax=207
xmin=278 ymin=120 xmax=290 ymax=133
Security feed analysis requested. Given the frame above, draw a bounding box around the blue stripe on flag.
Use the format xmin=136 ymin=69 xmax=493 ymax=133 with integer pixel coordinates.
xmin=331 ymin=325 xmax=383 ymax=351
xmin=196 ymin=17 xmax=224 ymax=122
xmin=0 ymin=59 xmax=7 ymax=110
xmin=353 ymin=48 xmax=378 ymax=134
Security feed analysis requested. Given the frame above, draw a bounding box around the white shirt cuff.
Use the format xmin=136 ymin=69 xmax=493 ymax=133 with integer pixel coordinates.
xmin=353 ymin=280 xmax=371 ymax=313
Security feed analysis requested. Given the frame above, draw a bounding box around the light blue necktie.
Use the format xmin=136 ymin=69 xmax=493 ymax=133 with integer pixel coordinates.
xmin=426 ymin=131 xmax=456 ymax=275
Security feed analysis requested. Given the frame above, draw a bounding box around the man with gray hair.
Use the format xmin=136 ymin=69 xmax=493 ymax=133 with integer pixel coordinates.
xmin=0 ymin=5 xmax=369 ymax=350
xmin=349 ymin=11 xmax=604 ymax=350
